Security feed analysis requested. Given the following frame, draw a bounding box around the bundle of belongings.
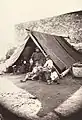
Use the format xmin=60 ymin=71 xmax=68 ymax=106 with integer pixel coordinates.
xmin=21 ymin=51 xmax=60 ymax=85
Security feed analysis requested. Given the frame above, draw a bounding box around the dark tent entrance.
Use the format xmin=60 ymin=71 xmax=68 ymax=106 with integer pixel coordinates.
xmin=5 ymin=30 xmax=82 ymax=74
xmin=14 ymin=38 xmax=36 ymax=73
xmin=17 ymin=37 xmax=36 ymax=62
xmin=7 ymin=36 xmax=46 ymax=74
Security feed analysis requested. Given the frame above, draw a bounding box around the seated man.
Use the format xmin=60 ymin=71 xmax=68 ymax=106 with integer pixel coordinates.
xmin=21 ymin=61 xmax=43 ymax=82
xmin=29 ymin=48 xmax=46 ymax=72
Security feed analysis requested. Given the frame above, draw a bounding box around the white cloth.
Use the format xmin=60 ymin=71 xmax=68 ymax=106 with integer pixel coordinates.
xmin=29 ymin=58 xmax=33 ymax=65
xmin=32 ymin=66 xmax=43 ymax=73
xmin=32 ymin=67 xmax=38 ymax=73
xmin=51 ymin=71 xmax=59 ymax=81
xmin=44 ymin=59 xmax=53 ymax=70
xmin=23 ymin=61 xmax=26 ymax=64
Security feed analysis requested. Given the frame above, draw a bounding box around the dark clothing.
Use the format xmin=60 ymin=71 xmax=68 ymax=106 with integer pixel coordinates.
xmin=44 ymin=71 xmax=51 ymax=81
xmin=12 ymin=65 xmax=17 ymax=74
xmin=17 ymin=64 xmax=26 ymax=74
xmin=31 ymin=52 xmax=45 ymax=66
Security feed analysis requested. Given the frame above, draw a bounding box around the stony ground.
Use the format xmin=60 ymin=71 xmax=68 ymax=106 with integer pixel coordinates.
xmin=0 ymin=73 xmax=82 ymax=120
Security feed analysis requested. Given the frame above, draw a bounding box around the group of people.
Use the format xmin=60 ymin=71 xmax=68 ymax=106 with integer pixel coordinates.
xmin=21 ymin=48 xmax=60 ymax=85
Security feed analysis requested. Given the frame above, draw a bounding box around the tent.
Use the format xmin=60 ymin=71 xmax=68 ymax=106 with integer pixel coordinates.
xmin=4 ymin=30 xmax=82 ymax=73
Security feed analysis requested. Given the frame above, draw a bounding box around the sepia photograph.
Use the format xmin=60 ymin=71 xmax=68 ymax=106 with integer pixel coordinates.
xmin=0 ymin=0 xmax=82 ymax=120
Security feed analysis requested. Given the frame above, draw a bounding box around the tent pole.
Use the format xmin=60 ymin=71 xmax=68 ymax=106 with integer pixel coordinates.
xmin=29 ymin=32 xmax=61 ymax=76
xmin=25 ymin=29 xmax=60 ymax=75
xmin=29 ymin=32 xmax=47 ymax=57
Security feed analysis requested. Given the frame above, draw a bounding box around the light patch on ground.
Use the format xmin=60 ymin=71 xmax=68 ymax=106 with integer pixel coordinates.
xmin=0 ymin=77 xmax=42 ymax=118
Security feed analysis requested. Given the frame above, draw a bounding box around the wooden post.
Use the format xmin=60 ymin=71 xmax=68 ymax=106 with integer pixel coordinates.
xmin=60 ymin=68 xmax=70 ymax=77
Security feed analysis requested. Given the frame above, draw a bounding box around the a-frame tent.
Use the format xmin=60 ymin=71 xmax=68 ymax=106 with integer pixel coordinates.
xmin=4 ymin=30 xmax=82 ymax=73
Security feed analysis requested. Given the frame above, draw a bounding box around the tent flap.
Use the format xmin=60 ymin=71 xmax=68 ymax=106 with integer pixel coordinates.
xmin=5 ymin=36 xmax=30 ymax=68
xmin=32 ymin=31 xmax=76 ymax=72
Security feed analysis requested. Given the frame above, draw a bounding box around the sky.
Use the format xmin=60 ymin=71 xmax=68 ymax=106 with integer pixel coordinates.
xmin=0 ymin=0 xmax=82 ymax=59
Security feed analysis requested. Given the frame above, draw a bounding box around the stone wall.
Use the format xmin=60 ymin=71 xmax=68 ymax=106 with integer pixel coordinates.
xmin=15 ymin=10 xmax=82 ymax=45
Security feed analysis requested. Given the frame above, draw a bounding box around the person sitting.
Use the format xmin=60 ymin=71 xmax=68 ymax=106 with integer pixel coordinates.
xmin=20 ymin=61 xmax=43 ymax=82
xmin=43 ymin=55 xmax=54 ymax=85
xmin=29 ymin=48 xmax=46 ymax=71
xmin=50 ymin=70 xmax=60 ymax=84
xmin=31 ymin=63 xmax=43 ymax=81
xmin=43 ymin=55 xmax=60 ymax=84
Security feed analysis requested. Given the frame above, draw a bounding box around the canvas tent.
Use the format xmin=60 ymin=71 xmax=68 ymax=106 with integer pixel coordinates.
xmin=4 ymin=30 xmax=82 ymax=73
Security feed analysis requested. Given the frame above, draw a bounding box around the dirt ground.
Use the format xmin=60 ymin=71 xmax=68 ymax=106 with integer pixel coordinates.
xmin=0 ymin=73 xmax=82 ymax=119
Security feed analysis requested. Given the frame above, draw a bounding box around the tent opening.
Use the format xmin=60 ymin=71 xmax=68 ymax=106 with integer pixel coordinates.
xmin=7 ymin=37 xmax=46 ymax=74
